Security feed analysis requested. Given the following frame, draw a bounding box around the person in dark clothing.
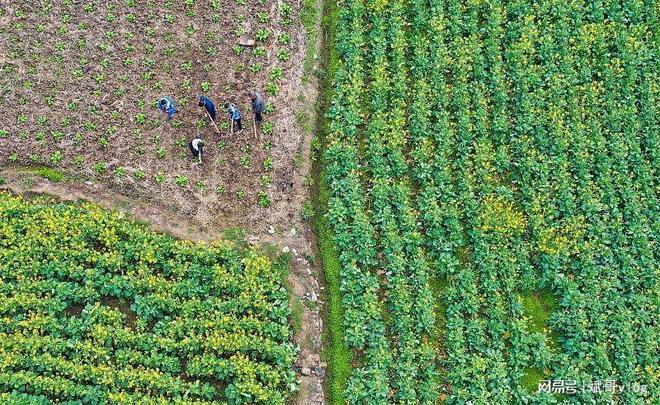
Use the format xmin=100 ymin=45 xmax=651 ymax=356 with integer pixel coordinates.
xmin=189 ymin=138 xmax=204 ymax=162
xmin=225 ymin=102 xmax=243 ymax=134
xmin=250 ymin=92 xmax=265 ymax=124
xmin=198 ymin=95 xmax=217 ymax=121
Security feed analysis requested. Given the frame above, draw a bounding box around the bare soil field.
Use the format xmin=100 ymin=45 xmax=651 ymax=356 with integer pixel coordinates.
xmin=1 ymin=0 xmax=309 ymax=230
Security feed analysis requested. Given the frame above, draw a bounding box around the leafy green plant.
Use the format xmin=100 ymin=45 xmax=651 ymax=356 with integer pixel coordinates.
xmin=277 ymin=49 xmax=290 ymax=62
xmin=257 ymin=11 xmax=269 ymax=23
xmin=34 ymin=167 xmax=64 ymax=182
xmin=262 ymin=122 xmax=274 ymax=135
xmin=258 ymin=191 xmax=271 ymax=208
xmin=50 ymin=150 xmax=63 ymax=165
xmin=155 ymin=171 xmax=166 ymax=185
xmin=175 ymin=175 xmax=189 ymax=187
xmin=263 ymin=157 xmax=273 ymax=171
xmin=239 ymin=156 xmax=251 ymax=169
xmin=278 ymin=32 xmax=291 ymax=45
xmin=255 ymin=29 xmax=271 ymax=42
xmin=93 ymin=163 xmax=106 ymax=176
xmin=265 ymin=82 xmax=279 ymax=96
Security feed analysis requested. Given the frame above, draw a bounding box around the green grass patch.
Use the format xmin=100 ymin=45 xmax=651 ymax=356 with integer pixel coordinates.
xmin=271 ymin=252 xmax=302 ymax=336
xmin=301 ymin=0 xmax=322 ymax=81
xmin=317 ymin=179 xmax=352 ymax=404
xmin=521 ymin=367 xmax=546 ymax=394
xmin=521 ymin=289 xmax=559 ymax=336
xmin=430 ymin=276 xmax=449 ymax=348
xmin=32 ymin=166 xmax=65 ymax=182
xmin=290 ymin=296 xmax=304 ymax=335
xmin=313 ymin=0 xmax=352 ymax=402
xmin=521 ymin=289 xmax=559 ymax=394
xmin=222 ymin=226 xmax=248 ymax=250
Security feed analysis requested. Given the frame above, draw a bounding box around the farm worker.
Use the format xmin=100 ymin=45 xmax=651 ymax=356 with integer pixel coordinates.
xmin=189 ymin=137 xmax=204 ymax=162
xmin=198 ymin=95 xmax=217 ymax=121
xmin=157 ymin=96 xmax=177 ymax=120
xmin=225 ymin=102 xmax=243 ymax=134
xmin=250 ymin=92 xmax=265 ymax=124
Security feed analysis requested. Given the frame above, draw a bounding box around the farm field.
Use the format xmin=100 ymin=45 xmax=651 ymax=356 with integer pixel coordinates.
xmin=321 ymin=0 xmax=658 ymax=403
xmin=0 ymin=193 xmax=296 ymax=403
xmin=0 ymin=0 xmax=659 ymax=404
xmin=0 ymin=0 xmax=311 ymax=230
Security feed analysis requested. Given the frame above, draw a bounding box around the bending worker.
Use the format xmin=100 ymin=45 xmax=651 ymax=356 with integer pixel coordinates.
xmin=189 ymin=137 xmax=204 ymax=162
xmin=250 ymin=92 xmax=265 ymax=124
xmin=199 ymin=95 xmax=217 ymax=122
xmin=157 ymin=96 xmax=177 ymax=120
xmin=225 ymin=102 xmax=243 ymax=134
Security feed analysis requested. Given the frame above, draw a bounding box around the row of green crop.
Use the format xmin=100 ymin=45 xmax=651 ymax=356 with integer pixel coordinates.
xmin=324 ymin=0 xmax=657 ymax=403
xmin=324 ymin=0 xmax=394 ymax=401
xmin=417 ymin=2 xmax=548 ymax=402
xmin=359 ymin=0 xmax=437 ymax=402
xmin=0 ymin=193 xmax=297 ymax=404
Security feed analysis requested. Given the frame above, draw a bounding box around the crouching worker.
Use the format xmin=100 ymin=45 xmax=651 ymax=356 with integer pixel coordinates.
xmin=225 ymin=102 xmax=243 ymax=134
xmin=157 ymin=96 xmax=177 ymax=121
xmin=189 ymin=137 xmax=204 ymax=163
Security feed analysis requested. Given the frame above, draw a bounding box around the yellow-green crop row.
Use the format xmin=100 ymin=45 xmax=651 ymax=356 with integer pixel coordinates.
xmin=0 ymin=192 xmax=297 ymax=404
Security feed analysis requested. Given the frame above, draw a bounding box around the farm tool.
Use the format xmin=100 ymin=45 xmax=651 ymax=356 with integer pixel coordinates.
xmin=205 ymin=109 xmax=221 ymax=134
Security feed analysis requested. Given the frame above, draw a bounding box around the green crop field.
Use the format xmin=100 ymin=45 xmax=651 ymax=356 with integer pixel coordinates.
xmin=0 ymin=193 xmax=296 ymax=403
xmin=321 ymin=0 xmax=658 ymax=403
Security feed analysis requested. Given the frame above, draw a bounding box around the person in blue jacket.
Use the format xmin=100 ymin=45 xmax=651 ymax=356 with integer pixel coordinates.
xmin=157 ymin=96 xmax=177 ymax=120
xmin=198 ymin=95 xmax=217 ymax=121
xmin=225 ymin=102 xmax=243 ymax=134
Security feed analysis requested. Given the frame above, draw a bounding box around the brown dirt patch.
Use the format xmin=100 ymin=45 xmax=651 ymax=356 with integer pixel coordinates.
xmin=1 ymin=1 xmax=303 ymax=231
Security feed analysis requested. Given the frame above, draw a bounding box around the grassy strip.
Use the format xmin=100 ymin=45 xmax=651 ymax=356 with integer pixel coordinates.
xmin=521 ymin=367 xmax=546 ymax=394
xmin=270 ymin=251 xmax=304 ymax=336
xmin=521 ymin=289 xmax=559 ymax=340
xmin=429 ymin=277 xmax=448 ymax=349
xmin=521 ymin=289 xmax=560 ymax=393
xmin=301 ymin=0 xmax=322 ymax=82
xmin=31 ymin=166 xmax=65 ymax=182
xmin=429 ymin=276 xmax=448 ymax=402
xmin=317 ymin=175 xmax=351 ymax=403
xmin=311 ymin=0 xmax=352 ymax=402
